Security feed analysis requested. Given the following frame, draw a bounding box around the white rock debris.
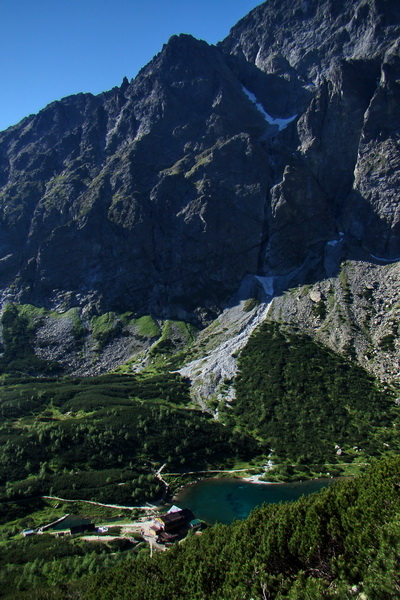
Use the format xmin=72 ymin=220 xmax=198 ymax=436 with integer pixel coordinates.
xmin=179 ymin=296 xmax=273 ymax=410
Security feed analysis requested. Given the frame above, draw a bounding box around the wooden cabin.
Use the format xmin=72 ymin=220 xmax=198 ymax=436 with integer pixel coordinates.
xmin=151 ymin=507 xmax=199 ymax=543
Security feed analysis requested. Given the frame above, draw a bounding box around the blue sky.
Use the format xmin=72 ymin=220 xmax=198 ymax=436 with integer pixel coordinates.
xmin=0 ymin=0 xmax=261 ymax=132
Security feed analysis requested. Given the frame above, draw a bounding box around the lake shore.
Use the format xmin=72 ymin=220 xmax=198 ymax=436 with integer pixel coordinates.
xmin=241 ymin=474 xmax=278 ymax=484
xmin=173 ymin=476 xmax=330 ymax=524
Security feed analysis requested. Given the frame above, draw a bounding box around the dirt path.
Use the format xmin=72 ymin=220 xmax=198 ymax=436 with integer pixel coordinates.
xmin=42 ymin=495 xmax=158 ymax=512
xmin=155 ymin=463 xmax=171 ymax=501
xmin=156 ymin=463 xmax=169 ymax=486
xmin=163 ymin=468 xmax=261 ymax=476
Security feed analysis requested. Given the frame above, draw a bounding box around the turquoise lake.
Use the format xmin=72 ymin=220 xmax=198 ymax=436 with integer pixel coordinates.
xmin=174 ymin=477 xmax=329 ymax=524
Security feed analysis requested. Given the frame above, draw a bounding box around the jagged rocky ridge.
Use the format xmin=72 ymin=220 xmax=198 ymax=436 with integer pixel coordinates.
xmin=0 ymin=0 xmax=399 ymax=384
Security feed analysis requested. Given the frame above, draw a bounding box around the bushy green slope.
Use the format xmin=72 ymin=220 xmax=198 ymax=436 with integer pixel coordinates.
xmin=28 ymin=455 xmax=400 ymax=599
xmin=0 ymin=532 xmax=138 ymax=597
xmin=229 ymin=322 xmax=397 ymax=472
xmin=0 ymin=373 xmax=261 ymax=512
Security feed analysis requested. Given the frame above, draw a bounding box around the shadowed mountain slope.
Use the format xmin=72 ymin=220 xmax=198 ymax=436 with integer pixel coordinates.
xmin=0 ymin=0 xmax=398 ymax=325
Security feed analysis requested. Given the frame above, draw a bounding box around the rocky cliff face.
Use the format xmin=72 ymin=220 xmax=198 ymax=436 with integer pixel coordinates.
xmin=221 ymin=0 xmax=400 ymax=273
xmin=0 ymin=0 xmax=399 ymax=380
xmin=0 ymin=34 xmax=272 ymax=323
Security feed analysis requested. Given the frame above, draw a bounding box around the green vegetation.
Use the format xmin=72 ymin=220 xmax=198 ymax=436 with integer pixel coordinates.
xmin=161 ymin=155 xmax=190 ymax=177
xmin=0 ymin=304 xmax=199 ymax=378
xmin=379 ymin=333 xmax=396 ymax=352
xmin=378 ymin=319 xmax=398 ymax=352
xmin=132 ymin=315 xmax=161 ymax=338
xmin=24 ymin=455 xmax=400 ymax=599
xmin=147 ymin=320 xmax=198 ymax=366
xmin=0 ymin=372 xmax=261 ymax=510
xmin=0 ymin=304 xmax=62 ymax=376
xmin=0 ymin=521 xmax=144 ymax=597
xmin=311 ymin=297 xmax=326 ymax=319
xmin=1 ymin=305 xmax=400 ymax=597
xmin=90 ymin=312 xmax=122 ymax=350
xmin=339 ymin=264 xmax=352 ymax=304
xmin=185 ymin=147 xmax=214 ymax=177
xmin=228 ymin=322 xmax=397 ymax=473
xmin=67 ymin=308 xmax=87 ymax=341
xmin=0 ymin=367 xmax=263 ymax=598
xmin=243 ymin=297 xmax=259 ymax=312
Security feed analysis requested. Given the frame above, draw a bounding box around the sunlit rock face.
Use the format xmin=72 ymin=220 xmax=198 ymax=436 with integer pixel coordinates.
xmin=0 ymin=0 xmax=399 ymax=323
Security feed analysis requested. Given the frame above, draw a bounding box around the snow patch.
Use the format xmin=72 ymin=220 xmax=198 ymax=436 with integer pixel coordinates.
xmin=255 ymin=275 xmax=274 ymax=296
xmin=242 ymin=87 xmax=297 ymax=131
xmin=370 ymin=254 xmax=400 ymax=263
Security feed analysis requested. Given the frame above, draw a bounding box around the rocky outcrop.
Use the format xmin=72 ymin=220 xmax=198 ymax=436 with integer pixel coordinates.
xmin=265 ymin=259 xmax=400 ymax=383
